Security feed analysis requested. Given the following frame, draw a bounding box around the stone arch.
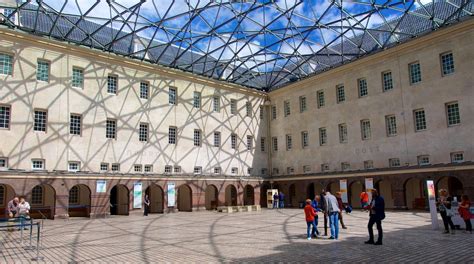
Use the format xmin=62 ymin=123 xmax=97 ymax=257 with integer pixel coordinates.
xmin=146 ymin=184 xmax=164 ymax=213
xmin=30 ymin=184 xmax=56 ymax=219
xmin=375 ymin=180 xmax=394 ymax=209
xmin=349 ymin=181 xmax=364 ymax=208
xmin=404 ymin=178 xmax=425 ymax=210
xmin=68 ymin=184 xmax=91 ymax=217
xmin=243 ymin=185 xmax=255 ymax=205
xmin=436 ymin=176 xmax=463 ymax=200
xmin=289 ymin=183 xmax=297 ymax=207
xmin=177 ymin=184 xmax=192 ymax=212
xmin=110 ymin=184 xmax=130 ymax=215
xmin=225 ymin=184 xmax=237 ymax=206
xmin=205 ymin=184 xmax=219 ymax=210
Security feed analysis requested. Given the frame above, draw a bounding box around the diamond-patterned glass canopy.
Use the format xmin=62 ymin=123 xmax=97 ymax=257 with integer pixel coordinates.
xmin=0 ymin=0 xmax=472 ymax=91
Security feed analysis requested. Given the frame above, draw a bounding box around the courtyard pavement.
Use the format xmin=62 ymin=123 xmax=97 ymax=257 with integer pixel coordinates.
xmin=1 ymin=209 xmax=473 ymax=263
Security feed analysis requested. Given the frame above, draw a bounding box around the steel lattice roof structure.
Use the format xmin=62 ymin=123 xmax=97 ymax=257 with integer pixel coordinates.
xmin=0 ymin=0 xmax=472 ymax=91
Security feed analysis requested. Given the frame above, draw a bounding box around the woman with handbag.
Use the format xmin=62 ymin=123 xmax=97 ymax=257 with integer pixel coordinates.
xmin=437 ymin=189 xmax=455 ymax=234
xmin=458 ymin=195 xmax=472 ymax=234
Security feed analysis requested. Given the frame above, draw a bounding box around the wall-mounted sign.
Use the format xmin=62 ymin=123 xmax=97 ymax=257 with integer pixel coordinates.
xmin=167 ymin=182 xmax=176 ymax=207
xmin=339 ymin=179 xmax=348 ymax=203
xmin=96 ymin=180 xmax=106 ymax=193
xmin=133 ymin=182 xmax=143 ymax=209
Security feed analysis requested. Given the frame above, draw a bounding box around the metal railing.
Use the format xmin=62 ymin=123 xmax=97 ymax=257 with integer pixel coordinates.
xmin=0 ymin=217 xmax=44 ymax=261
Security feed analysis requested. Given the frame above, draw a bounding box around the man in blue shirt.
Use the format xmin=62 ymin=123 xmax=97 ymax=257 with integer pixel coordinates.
xmin=278 ymin=192 xmax=285 ymax=208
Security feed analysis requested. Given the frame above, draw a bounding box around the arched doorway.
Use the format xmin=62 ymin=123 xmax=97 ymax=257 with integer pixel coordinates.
xmin=225 ymin=185 xmax=237 ymax=206
xmin=178 ymin=185 xmax=192 ymax=212
xmin=68 ymin=184 xmax=91 ymax=217
xmin=30 ymin=184 xmax=56 ymax=219
xmin=110 ymin=184 xmax=130 ymax=215
xmin=376 ymin=180 xmax=394 ymax=209
xmin=205 ymin=185 xmax=218 ymax=210
xmin=146 ymin=184 xmax=164 ymax=213
xmin=260 ymin=183 xmax=270 ymax=207
xmin=243 ymin=185 xmax=255 ymax=206
xmin=307 ymin=183 xmax=315 ymax=200
xmin=436 ymin=176 xmax=463 ymax=200
xmin=314 ymin=182 xmax=324 ymax=196
xmin=0 ymin=184 xmax=16 ymax=218
xmin=289 ymin=184 xmax=297 ymax=207
xmin=350 ymin=181 xmax=364 ymax=208
xmin=328 ymin=181 xmax=340 ymax=194
xmin=405 ymin=178 xmax=425 ymax=210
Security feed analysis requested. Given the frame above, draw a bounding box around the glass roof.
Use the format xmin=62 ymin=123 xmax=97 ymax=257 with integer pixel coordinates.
xmin=0 ymin=0 xmax=472 ymax=91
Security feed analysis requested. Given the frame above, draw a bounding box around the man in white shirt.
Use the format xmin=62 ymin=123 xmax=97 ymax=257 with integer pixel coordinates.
xmin=325 ymin=191 xmax=340 ymax=239
xmin=18 ymin=197 xmax=30 ymax=230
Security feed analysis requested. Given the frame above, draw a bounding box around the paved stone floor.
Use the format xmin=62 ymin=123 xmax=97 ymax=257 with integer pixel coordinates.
xmin=1 ymin=209 xmax=473 ymax=263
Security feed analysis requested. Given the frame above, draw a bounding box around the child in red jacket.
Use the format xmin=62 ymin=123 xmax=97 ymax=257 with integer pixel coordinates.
xmin=304 ymin=199 xmax=317 ymax=240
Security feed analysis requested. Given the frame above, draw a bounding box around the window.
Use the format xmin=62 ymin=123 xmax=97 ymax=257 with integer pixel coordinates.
xmin=287 ymin=167 xmax=294 ymax=174
xmin=34 ymin=110 xmax=47 ymax=132
xmin=134 ymin=164 xmax=142 ymax=172
xmin=389 ymin=158 xmax=400 ymax=168
xmin=231 ymin=167 xmax=238 ymax=174
xmin=382 ymin=71 xmax=393 ymax=92
xmin=358 ymin=78 xmax=368 ymax=97
xmin=213 ymin=132 xmax=221 ymax=147
xmin=69 ymin=186 xmax=79 ymax=205
xmin=230 ymin=99 xmax=237 ymax=115
xmin=164 ymin=165 xmax=172 ymax=174
xmin=272 ymin=168 xmax=279 ymax=175
xmin=336 ymin=84 xmax=345 ymax=103
xmin=107 ymin=75 xmax=118 ymax=94
xmin=261 ymin=168 xmax=268 ymax=176
xmin=69 ymin=114 xmax=81 ymax=135
xmin=144 ymin=165 xmax=152 ymax=173
xmin=0 ymin=157 xmax=8 ymax=169
xmin=321 ymin=163 xmax=330 ymax=172
xmin=284 ymin=100 xmax=290 ymax=117
xmin=286 ymin=134 xmax=292 ymax=150
xmin=246 ymin=101 xmax=252 ymax=117
xmin=317 ymin=90 xmax=325 ymax=108
xmin=414 ymin=109 xmax=427 ymax=131
xmin=301 ymin=131 xmax=308 ymax=148
xmin=140 ymin=82 xmax=149 ymax=99
xmin=385 ymin=115 xmax=397 ymax=136
xmin=173 ymin=166 xmax=181 ymax=173
xmin=36 ymin=60 xmax=49 ymax=82
xmin=446 ymin=102 xmax=460 ymax=126
xmin=451 ymin=152 xmax=464 ymax=163
xmin=409 ymin=62 xmax=421 ymax=84
xmin=194 ymin=166 xmax=202 ymax=174
xmin=100 ymin=163 xmax=109 ymax=172
xmin=0 ymin=53 xmax=13 ymax=75
xmin=361 ymin=119 xmax=371 ymax=140
xmin=364 ymin=160 xmax=374 ymax=169
xmin=0 ymin=105 xmax=11 ymax=129
xmin=193 ymin=91 xmax=201 ymax=108
xmin=246 ymin=135 xmax=253 ymax=151
xmin=341 ymin=162 xmax=350 ymax=171
xmin=272 ymin=137 xmax=278 ymax=152
xmin=3 ymin=8 xmax=15 ymax=22
xmin=440 ymin=52 xmax=454 ymax=76
xmin=169 ymin=127 xmax=177 ymax=144
xmin=31 ymin=186 xmax=43 ymax=205
xmin=214 ymin=167 xmax=221 ymax=174
xmin=111 ymin=163 xmax=120 ymax=172
xmin=106 ymin=119 xmax=117 ymax=139
xmin=72 ymin=68 xmax=83 ymax=88
xmin=319 ymin=127 xmax=327 ymax=146
xmin=260 ymin=137 xmax=266 ymax=152
xmin=299 ymin=96 xmax=307 ymax=112
xmin=139 ymin=123 xmax=149 ymax=142
xmin=68 ymin=161 xmax=80 ymax=172
xmin=231 ymin=133 xmax=237 ymax=149
xmin=169 ymin=87 xmax=177 ymax=105
xmin=32 ymin=159 xmax=45 ymax=170
xmin=417 ymin=155 xmax=430 ymax=166
xmin=194 ymin=129 xmax=201 ymax=147
xmin=213 ymin=96 xmax=220 ymax=112
xmin=303 ymin=165 xmax=311 ymax=174
xmin=271 ymin=105 xmax=277 ymax=120
xmin=259 ymin=106 xmax=264 ymax=119
xmin=338 ymin=123 xmax=348 ymax=143
xmin=247 ymin=168 xmax=252 ymax=175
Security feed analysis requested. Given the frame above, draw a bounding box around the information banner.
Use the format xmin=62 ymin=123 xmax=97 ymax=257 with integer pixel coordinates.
xmin=167 ymin=182 xmax=176 ymax=207
xmin=365 ymin=178 xmax=374 ymax=202
xmin=96 ymin=180 xmax=106 ymax=193
xmin=339 ymin=179 xmax=348 ymax=203
xmin=426 ymin=180 xmax=439 ymax=230
xmin=133 ymin=182 xmax=142 ymax=209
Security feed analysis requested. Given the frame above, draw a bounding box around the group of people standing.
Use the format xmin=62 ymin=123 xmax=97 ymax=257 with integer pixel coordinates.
xmin=272 ymin=191 xmax=285 ymax=209
xmin=304 ymin=189 xmax=385 ymax=245
xmin=6 ymin=196 xmax=31 ymax=230
xmin=437 ymin=189 xmax=472 ymax=234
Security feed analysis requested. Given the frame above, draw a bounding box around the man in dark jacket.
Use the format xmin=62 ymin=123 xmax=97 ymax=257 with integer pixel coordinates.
xmin=365 ymin=189 xmax=385 ymax=245
xmin=319 ymin=190 xmax=328 ymax=236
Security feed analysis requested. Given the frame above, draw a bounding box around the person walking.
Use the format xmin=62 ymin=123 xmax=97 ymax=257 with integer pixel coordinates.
xmin=336 ymin=192 xmax=347 ymax=229
xmin=311 ymin=195 xmax=321 ymax=237
xmin=458 ymin=195 xmax=472 ymax=234
xmin=273 ymin=192 xmax=279 ymax=209
xmin=17 ymin=197 xmax=30 ymax=230
xmin=319 ymin=190 xmax=328 ymax=236
xmin=143 ymin=194 xmax=150 ymax=216
xmin=304 ymin=199 xmax=317 ymax=240
xmin=437 ymin=189 xmax=455 ymax=234
xmin=279 ymin=192 xmax=285 ymax=209
xmin=365 ymin=189 xmax=385 ymax=245
xmin=325 ymin=191 xmax=340 ymax=240
xmin=360 ymin=191 xmax=369 ymax=211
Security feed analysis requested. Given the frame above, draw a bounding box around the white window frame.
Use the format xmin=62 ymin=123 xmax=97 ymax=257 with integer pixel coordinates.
xmin=32 ymin=159 xmax=45 ymax=171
